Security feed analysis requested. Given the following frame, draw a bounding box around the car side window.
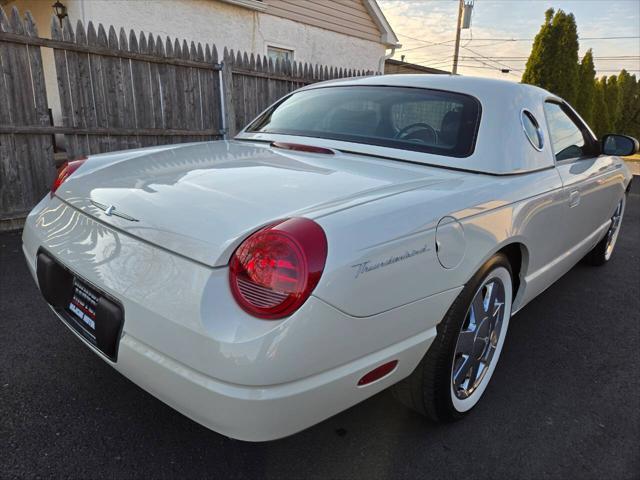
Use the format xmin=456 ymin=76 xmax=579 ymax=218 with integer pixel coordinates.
xmin=521 ymin=110 xmax=544 ymax=150
xmin=543 ymin=102 xmax=591 ymax=161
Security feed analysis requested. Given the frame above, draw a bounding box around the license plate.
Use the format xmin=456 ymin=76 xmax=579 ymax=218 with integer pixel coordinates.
xmin=66 ymin=279 xmax=100 ymax=338
xmin=38 ymin=251 xmax=124 ymax=360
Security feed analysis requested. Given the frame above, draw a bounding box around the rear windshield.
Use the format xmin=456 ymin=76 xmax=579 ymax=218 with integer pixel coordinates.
xmin=246 ymin=86 xmax=481 ymax=158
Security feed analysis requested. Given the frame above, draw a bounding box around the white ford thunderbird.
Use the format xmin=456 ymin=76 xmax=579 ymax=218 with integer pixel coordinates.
xmin=22 ymin=75 xmax=636 ymax=441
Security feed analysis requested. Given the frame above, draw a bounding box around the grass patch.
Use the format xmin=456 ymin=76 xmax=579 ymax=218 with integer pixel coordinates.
xmin=624 ymin=153 xmax=640 ymax=162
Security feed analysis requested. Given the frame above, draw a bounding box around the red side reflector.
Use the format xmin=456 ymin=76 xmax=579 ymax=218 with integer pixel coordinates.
xmin=357 ymin=360 xmax=398 ymax=386
xmin=271 ymin=142 xmax=334 ymax=155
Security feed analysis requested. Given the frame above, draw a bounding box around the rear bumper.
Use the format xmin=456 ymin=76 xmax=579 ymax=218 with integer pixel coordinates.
xmin=22 ymin=196 xmax=458 ymax=441
xmin=115 ymin=323 xmax=433 ymax=441
xmin=42 ymin=297 xmax=435 ymax=441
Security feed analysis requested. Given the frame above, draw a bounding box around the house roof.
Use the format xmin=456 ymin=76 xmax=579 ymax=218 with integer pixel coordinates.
xmin=363 ymin=0 xmax=400 ymax=48
xmin=226 ymin=0 xmax=399 ymax=48
xmin=385 ymin=59 xmax=450 ymax=75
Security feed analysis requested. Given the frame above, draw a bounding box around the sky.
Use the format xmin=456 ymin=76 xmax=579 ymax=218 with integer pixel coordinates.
xmin=378 ymin=0 xmax=640 ymax=81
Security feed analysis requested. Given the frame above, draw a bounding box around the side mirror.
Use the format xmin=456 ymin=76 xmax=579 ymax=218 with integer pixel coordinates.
xmin=602 ymin=134 xmax=639 ymax=156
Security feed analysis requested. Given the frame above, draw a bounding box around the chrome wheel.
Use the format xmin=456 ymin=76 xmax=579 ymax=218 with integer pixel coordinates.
xmin=451 ymin=276 xmax=506 ymax=400
xmin=391 ymin=257 xmax=512 ymax=421
xmin=604 ymin=198 xmax=625 ymax=261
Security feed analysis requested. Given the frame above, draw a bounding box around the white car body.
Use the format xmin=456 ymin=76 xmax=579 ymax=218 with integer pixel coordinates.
xmin=22 ymin=75 xmax=632 ymax=441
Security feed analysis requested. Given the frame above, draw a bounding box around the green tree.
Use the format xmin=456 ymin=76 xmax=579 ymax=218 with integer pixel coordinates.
xmin=616 ymin=70 xmax=639 ymax=136
xmin=522 ymin=9 xmax=555 ymax=89
xmin=604 ymin=75 xmax=622 ymax=133
xmin=522 ymin=8 xmax=579 ymax=104
xmin=575 ymin=50 xmax=596 ymax=126
xmin=592 ymin=77 xmax=609 ymax=138
xmin=633 ymin=78 xmax=640 ymax=139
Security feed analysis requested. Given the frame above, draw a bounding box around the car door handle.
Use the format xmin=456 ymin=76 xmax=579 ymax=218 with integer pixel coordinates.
xmin=569 ymin=190 xmax=580 ymax=208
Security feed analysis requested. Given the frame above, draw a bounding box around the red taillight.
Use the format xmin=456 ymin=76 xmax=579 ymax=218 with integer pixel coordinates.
xmin=229 ymin=217 xmax=328 ymax=319
xmin=51 ymin=157 xmax=87 ymax=195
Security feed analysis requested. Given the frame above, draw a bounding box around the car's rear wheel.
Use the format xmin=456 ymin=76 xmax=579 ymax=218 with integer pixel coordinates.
xmin=392 ymin=253 xmax=513 ymax=422
xmin=586 ymin=195 xmax=626 ymax=266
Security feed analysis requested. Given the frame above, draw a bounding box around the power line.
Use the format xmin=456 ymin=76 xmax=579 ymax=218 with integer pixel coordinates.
xmin=396 ymin=33 xmax=640 ymax=52
xmin=409 ymin=54 xmax=455 ymax=64
xmin=407 ymin=55 xmax=640 ymax=63
xmin=454 ymin=36 xmax=640 ymax=41
xmin=459 ymin=65 xmax=519 ymax=71
xmin=408 ymin=57 xmax=520 ymax=76
xmin=399 ymin=53 xmax=640 ymax=73
xmin=395 ymin=34 xmax=458 ymax=53
xmin=461 ymin=45 xmax=523 ymax=72
xmin=458 ymin=55 xmax=640 ymax=60
xmin=402 ymin=46 xmax=522 ymax=75
xmin=400 ymin=33 xmax=639 ymax=43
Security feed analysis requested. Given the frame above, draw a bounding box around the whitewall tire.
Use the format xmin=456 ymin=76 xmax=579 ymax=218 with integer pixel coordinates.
xmin=392 ymin=253 xmax=513 ymax=422
xmin=587 ymin=195 xmax=626 ymax=266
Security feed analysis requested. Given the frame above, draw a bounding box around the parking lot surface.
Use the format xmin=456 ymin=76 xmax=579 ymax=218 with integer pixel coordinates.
xmin=1 ymin=182 xmax=639 ymax=479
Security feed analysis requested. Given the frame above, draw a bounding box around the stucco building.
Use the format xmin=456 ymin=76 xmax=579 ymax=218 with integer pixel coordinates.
xmin=5 ymin=1 xmax=398 ymax=71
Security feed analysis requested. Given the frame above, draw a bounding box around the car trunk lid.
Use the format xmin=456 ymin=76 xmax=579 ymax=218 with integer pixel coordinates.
xmin=57 ymin=140 xmax=458 ymax=267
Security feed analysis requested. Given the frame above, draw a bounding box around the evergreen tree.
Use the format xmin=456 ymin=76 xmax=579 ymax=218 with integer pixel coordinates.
xmin=592 ymin=77 xmax=609 ymax=138
xmin=604 ymin=75 xmax=622 ymax=134
xmin=522 ymin=9 xmax=579 ymax=104
xmin=575 ymin=50 xmax=596 ymax=126
xmin=633 ymin=78 xmax=640 ymax=139
xmin=616 ymin=70 xmax=639 ymax=136
xmin=629 ymin=75 xmax=640 ymax=139
xmin=521 ymin=9 xmax=640 ymax=140
xmin=522 ymin=9 xmax=555 ymax=88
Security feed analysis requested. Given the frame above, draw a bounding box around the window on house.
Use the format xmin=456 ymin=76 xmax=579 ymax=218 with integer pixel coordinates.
xmin=267 ymin=46 xmax=294 ymax=64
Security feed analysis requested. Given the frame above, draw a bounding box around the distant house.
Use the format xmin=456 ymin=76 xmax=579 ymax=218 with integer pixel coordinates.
xmin=4 ymin=0 xmax=399 ymax=71
xmin=385 ymin=59 xmax=449 ymax=75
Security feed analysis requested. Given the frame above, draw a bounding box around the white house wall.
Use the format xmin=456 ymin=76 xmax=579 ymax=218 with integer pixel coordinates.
xmin=70 ymin=0 xmax=385 ymax=71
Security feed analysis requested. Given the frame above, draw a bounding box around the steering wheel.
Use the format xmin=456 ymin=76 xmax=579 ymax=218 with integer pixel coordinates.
xmin=395 ymin=122 xmax=438 ymax=145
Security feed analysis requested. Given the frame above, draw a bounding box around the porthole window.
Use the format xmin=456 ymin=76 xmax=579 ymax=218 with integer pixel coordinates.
xmin=521 ymin=110 xmax=544 ymax=151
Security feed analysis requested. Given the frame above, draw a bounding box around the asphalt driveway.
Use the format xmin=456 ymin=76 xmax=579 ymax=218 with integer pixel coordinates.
xmin=1 ymin=182 xmax=639 ymax=479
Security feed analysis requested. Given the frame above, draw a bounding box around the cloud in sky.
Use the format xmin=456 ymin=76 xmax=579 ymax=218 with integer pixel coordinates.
xmin=379 ymin=0 xmax=640 ymax=81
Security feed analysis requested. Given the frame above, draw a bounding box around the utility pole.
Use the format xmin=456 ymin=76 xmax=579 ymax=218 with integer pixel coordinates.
xmin=452 ymin=0 xmax=464 ymax=75
xmin=452 ymin=0 xmax=474 ymax=75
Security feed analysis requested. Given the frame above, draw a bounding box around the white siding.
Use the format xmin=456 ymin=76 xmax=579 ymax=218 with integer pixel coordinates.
xmin=265 ymin=0 xmax=382 ymax=43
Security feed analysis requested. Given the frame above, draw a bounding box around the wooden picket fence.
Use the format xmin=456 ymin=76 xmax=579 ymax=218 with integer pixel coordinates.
xmin=0 ymin=6 xmax=374 ymax=227
xmin=51 ymin=17 xmax=224 ymax=159
xmin=0 ymin=8 xmax=54 ymax=224
xmin=225 ymin=50 xmax=373 ymax=135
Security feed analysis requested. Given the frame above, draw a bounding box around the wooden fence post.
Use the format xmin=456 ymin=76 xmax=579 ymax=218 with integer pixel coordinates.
xmin=220 ymin=48 xmax=236 ymax=138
